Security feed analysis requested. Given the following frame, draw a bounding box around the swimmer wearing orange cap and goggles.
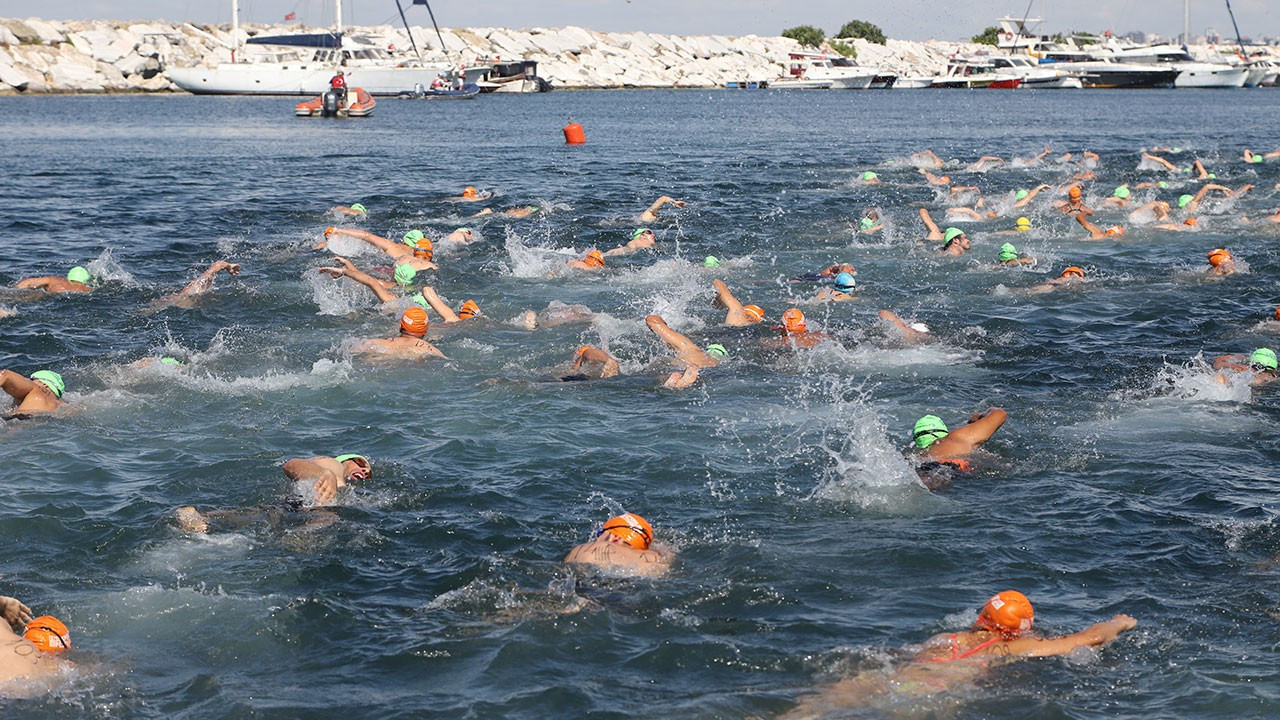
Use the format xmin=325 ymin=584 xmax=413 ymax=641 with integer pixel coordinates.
xmin=563 ymin=512 xmax=671 ymax=577
xmin=1206 ymin=248 xmax=1235 ymax=275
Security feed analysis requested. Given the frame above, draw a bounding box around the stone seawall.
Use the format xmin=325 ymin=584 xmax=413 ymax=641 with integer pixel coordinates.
xmin=0 ymin=16 xmax=986 ymax=93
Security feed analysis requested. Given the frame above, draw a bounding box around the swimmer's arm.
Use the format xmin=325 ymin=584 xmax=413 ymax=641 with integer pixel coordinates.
xmin=1011 ymin=614 xmax=1137 ymax=657
xmin=949 ymin=408 xmax=1007 ymax=447
xmin=282 ymin=458 xmax=331 ymax=483
xmin=1211 ymin=354 xmax=1247 ymax=370
xmin=416 ymin=286 xmax=459 ymax=322
xmin=1014 ymin=184 xmax=1050 ymax=208
xmin=918 ymin=208 xmax=943 ymax=240
xmin=602 ymin=243 xmax=637 ymax=257
xmin=639 ymin=195 xmax=685 ymax=222
xmin=329 ymin=228 xmax=399 ymax=255
xmin=712 ymin=279 xmax=746 ymax=314
xmin=318 ymin=258 xmax=396 ymax=304
xmin=177 ymin=260 xmax=240 ymax=297
xmin=14 ymin=277 xmax=56 ymax=290
xmin=0 ymin=370 xmax=38 ymax=401
xmin=1075 ymin=214 xmax=1105 ymax=240
xmin=663 ymin=364 xmax=698 ymax=389
xmin=1142 ymin=153 xmax=1179 ymax=171
xmin=1229 ymin=184 xmax=1254 ymax=199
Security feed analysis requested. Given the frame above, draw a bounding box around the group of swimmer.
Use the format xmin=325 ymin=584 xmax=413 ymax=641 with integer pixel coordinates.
xmin=4 ymin=141 xmax=1280 ymax=708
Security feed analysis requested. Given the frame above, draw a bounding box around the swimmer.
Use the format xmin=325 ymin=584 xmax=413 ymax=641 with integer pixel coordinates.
xmin=1142 ymin=152 xmax=1183 ymax=173
xmin=857 ymin=209 xmax=882 ymax=234
xmin=458 ymin=186 xmax=492 ymax=202
xmin=564 ymin=513 xmax=671 ymax=577
xmin=1127 ymin=199 xmax=1171 ymax=224
xmin=330 ymin=202 xmax=367 ymax=217
xmin=910 ymin=149 xmax=944 ymax=169
xmin=1152 ymin=216 xmax=1202 ymax=231
xmin=352 ymin=307 xmax=446 ymax=359
xmin=565 ymin=249 xmax=606 ymax=272
xmin=1205 ymin=248 xmax=1236 ymax=276
xmin=155 ymin=259 xmax=240 ymax=308
xmin=130 ymin=356 xmax=185 ymax=370
xmin=1012 ymin=184 xmax=1050 ymax=208
xmin=791 ymin=263 xmax=856 ymax=282
xmin=0 ymin=600 xmax=74 ymax=697
xmin=785 ymin=591 xmax=1137 ymax=718
xmin=1103 ymin=185 xmax=1131 ymax=208
xmin=1175 ymin=183 xmax=1232 ymax=215
xmin=604 ymin=227 xmax=656 ymax=257
xmin=0 ymin=370 xmax=64 ymax=417
xmin=1026 ymin=265 xmax=1087 ymax=294
xmin=1013 ymin=144 xmax=1053 ymax=166
xmin=996 ymin=242 xmax=1035 ymax=265
xmin=638 ymin=195 xmax=687 ymax=223
xmin=910 ymin=408 xmax=1006 ymax=490
xmin=711 ymin=278 xmax=765 ymax=326
xmin=1243 ymin=148 xmax=1280 ymax=163
xmin=939 ymin=227 xmax=970 ymax=256
xmin=475 ymin=205 xmax=540 ymax=219
xmin=992 ymin=217 xmax=1034 ymax=236
xmin=812 ymin=272 xmax=857 ymax=303
xmin=917 ymin=168 xmax=951 ymax=186
xmin=1075 ymin=214 xmax=1124 ymax=239
xmin=917 ymin=208 xmax=945 ymax=242
xmin=316 ymin=256 xmax=406 ymax=305
xmin=518 ymin=301 xmax=595 ymax=330
xmin=645 ymin=314 xmax=720 ymax=368
xmin=564 ymin=345 xmax=620 ymax=380
xmin=944 ymin=206 xmax=986 ymax=222
xmin=1212 ymin=348 xmax=1277 ymax=385
xmin=877 ymin=310 xmax=932 ymax=345
xmin=1057 ymin=185 xmax=1093 ymax=217
xmin=14 ymin=266 xmax=93 ymax=294
xmin=176 ymin=453 xmax=374 ymax=532
xmin=859 ymin=171 xmax=881 ymax=185
xmin=965 ymin=155 xmax=1004 ymax=172
xmin=444 ymin=227 xmax=475 ymax=244
xmin=766 ymin=308 xmax=826 ymax=349
xmin=320 ymin=228 xmax=438 ymax=271
xmin=412 ymin=286 xmax=479 ymax=323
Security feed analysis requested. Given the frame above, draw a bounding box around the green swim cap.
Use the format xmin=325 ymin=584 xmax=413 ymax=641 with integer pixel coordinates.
xmin=705 ymin=343 xmax=728 ymax=359
xmin=457 ymin=227 xmax=471 ymax=233
xmin=860 ymin=217 xmax=875 ymax=230
xmin=402 ymin=229 xmax=425 ymax=246
xmin=943 ymin=227 xmax=964 ymax=244
xmin=1177 ymin=194 xmax=1194 ymax=208
xmin=410 ymin=293 xmax=428 ymax=308
xmin=1158 ymin=181 xmax=1169 ymax=189
xmin=1250 ymin=348 xmax=1278 ymax=371
xmin=334 ymin=454 xmax=370 ymax=470
xmin=159 ymin=357 xmax=183 ymax=367
xmin=998 ymin=243 xmax=1018 ymax=262
xmin=1014 ymin=189 xmax=1028 ymax=200
xmin=524 ymin=205 xmax=540 ymax=212
xmin=704 ymin=256 xmax=720 ymax=267
xmin=631 ymin=227 xmax=652 ymax=241
xmin=1172 ymin=147 xmax=1183 ymax=153
xmin=1181 ymin=167 xmax=1192 ymax=174
xmin=1207 ymin=173 xmax=1216 ymax=179
xmin=350 ymin=203 xmax=366 ymax=213
xmin=30 ymin=370 xmax=64 ymax=398
xmin=393 ymin=264 xmax=417 ymax=286
xmin=67 ymin=266 xmax=90 ymax=284
xmin=1112 ymin=186 xmax=1130 ymax=199
xmin=1252 ymin=155 xmax=1263 ymax=163
xmin=862 ymin=171 xmax=878 ymax=181
xmin=912 ymin=415 xmax=948 ymax=449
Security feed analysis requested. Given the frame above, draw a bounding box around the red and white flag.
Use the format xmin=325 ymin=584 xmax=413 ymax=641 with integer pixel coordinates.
xmin=284 ymin=12 xmax=297 ymax=21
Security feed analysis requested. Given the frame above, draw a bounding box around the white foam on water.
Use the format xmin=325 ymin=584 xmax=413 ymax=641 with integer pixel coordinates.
xmin=322 ymin=233 xmax=382 ymax=257
xmin=307 ymin=269 xmax=380 ymax=315
xmin=130 ymin=531 xmax=252 ymax=576
xmin=812 ymin=403 xmax=932 ymax=510
xmin=86 ymin=248 xmax=137 ymax=287
xmin=1146 ymin=355 xmax=1255 ymax=404
xmin=502 ymin=229 xmax=576 ymax=278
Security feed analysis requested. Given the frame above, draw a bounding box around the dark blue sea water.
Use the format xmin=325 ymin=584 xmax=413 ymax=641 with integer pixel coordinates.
xmin=2 ymin=88 xmax=1280 ymax=718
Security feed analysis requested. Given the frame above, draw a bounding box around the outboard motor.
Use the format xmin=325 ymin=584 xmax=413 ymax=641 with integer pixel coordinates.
xmin=322 ymin=88 xmax=345 ymax=117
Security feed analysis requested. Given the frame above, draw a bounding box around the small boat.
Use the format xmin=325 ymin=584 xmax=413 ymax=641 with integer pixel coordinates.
xmin=783 ymin=50 xmax=877 ymax=89
xmin=397 ymin=83 xmax=481 ymax=99
xmin=295 ymin=87 xmax=376 ymax=117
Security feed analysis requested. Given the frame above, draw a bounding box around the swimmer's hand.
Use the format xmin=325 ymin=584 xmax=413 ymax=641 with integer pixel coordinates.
xmin=0 ymin=596 xmax=33 ymax=631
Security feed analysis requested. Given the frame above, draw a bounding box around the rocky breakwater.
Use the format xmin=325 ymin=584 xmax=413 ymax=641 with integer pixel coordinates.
xmin=0 ymin=16 xmax=983 ymax=93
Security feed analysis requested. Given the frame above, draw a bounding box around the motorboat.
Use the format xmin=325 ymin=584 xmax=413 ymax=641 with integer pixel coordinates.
xmin=771 ymin=78 xmax=834 ymax=90
xmin=986 ymin=55 xmax=1082 ymax=88
xmin=295 ymin=86 xmax=375 ymax=116
xmin=1100 ymin=40 xmax=1247 ymax=88
xmin=993 ymin=16 xmax=1178 ymax=89
xmin=397 ymin=82 xmax=480 ymax=99
xmin=782 ymin=50 xmax=876 ymax=89
xmin=470 ymin=59 xmax=552 ymax=93
xmin=930 ymin=58 xmax=1022 ymax=89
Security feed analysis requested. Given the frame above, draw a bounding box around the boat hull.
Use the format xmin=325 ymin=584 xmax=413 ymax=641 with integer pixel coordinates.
xmin=1173 ymin=65 xmax=1248 ymax=88
xmin=170 ymin=63 xmax=451 ymax=96
xmin=1077 ymin=68 xmax=1179 ymax=88
xmin=295 ymin=87 xmax=375 ymax=117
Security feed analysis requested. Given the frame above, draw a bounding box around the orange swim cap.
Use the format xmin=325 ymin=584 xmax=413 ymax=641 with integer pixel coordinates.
xmin=576 ymin=345 xmax=593 ymax=356
xmin=414 ymin=237 xmax=434 ymax=259
xmin=1060 ymin=266 xmax=1085 ymax=279
xmin=1183 ymin=217 xmax=1198 ymax=226
xmin=1068 ymin=186 xmax=1082 ymax=199
xmin=600 ymin=513 xmax=653 ymax=550
xmin=462 ymin=186 xmax=478 ymax=198
xmin=457 ymin=299 xmax=479 ymax=319
xmin=975 ymin=590 xmax=1034 ymax=639
xmin=743 ymin=305 xmax=764 ymax=323
xmin=1274 ymin=305 xmax=1280 ymax=321
xmin=400 ymin=306 xmax=428 ymax=336
xmin=1104 ymin=225 xmax=1124 ymax=237
xmin=583 ymin=250 xmax=605 ymax=268
xmin=23 ymin=615 xmax=71 ymax=653
xmin=324 ymin=226 xmax=336 ymax=238
xmin=1208 ymin=248 xmax=1232 ymax=267
xmin=782 ymin=308 xmax=807 ymax=333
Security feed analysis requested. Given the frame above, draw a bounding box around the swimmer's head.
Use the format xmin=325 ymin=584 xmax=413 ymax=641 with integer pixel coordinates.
xmin=908 ymin=322 xmax=931 ymax=334
xmin=1252 ymin=155 xmax=1263 ymax=164
xmin=414 ymin=237 xmax=434 ymax=260
xmin=324 ymin=226 xmax=336 ymax=238
xmin=583 ymin=250 xmax=605 ymax=268
xmin=998 ymin=243 xmax=1018 ymax=262
xmin=350 ymin=203 xmax=366 ymax=213
xmin=599 ymin=513 xmax=653 ymax=550
xmin=860 ymin=217 xmax=875 ymax=230
xmin=782 ymin=308 xmax=806 ymax=333
xmin=912 ymin=415 xmax=948 ymax=449
xmin=1207 ymin=248 xmax=1232 ymax=267
xmin=631 ymin=227 xmax=653 ymax=241
xmin=704 ymin=255 xmax=721 ymax=267
xmin=1183 ymin=217 xmax=1199 ymax=227
xmin=743 ymin=305 xmax=764 ymax=323
xmin=1015 ymin=217 xmax=1031 ymax=232
xmin=976 ymin=590 xmax=1034 ymax=639
xmin=23 ymin=616 xmax=70 ymax=653
xmin=1014 ymin=188 xmax=1028 ymax=200
xmin=399 ymin=306 xmax=428 ymax=337
xmin=1158 ymin=181 xmax=1170 ymax=189
xmin=861 ymin=171 xmax=878 ymax=182
xmin=834 ymin=272 xmax=856 ymax=292
xmin=705 ymin=343 xmax=728 ymax=359
xmin=334 ymin=453 xmax=372 ymax=480
xmin=402 ymin=229 xmax=425 ymax=247
xmin=393 ymin=263 xmax=417 ymax=287
xmin=462 ymin=186 xmax=478 ymax=198
xmin=1103 ymin=225 xmax=1125 ymax=237
xmin=66 ymin=266 xmax=90 ymax=284
xmin=1249 ymin=348 xmax=1277 ymax=372
xmin=1113 ymin=186 xmax=1130 ymax=199
xmin=1157 ymin=200 xmax=1171 ymax=212
xmin=1068 ymin=186 xmax=1082 ymax=200
xmin=457 ymin=300 xmax=479 ymax=319
xmin=410 ymin=293 xmax=428 ymax=309
xmin=159 ymin=357 xmax=183 ymax=367
xmin=30 ymin=370 xmax=64 ymax=398
xmin=942 ymin=227 xmax=965 ymax=246
xmin=1060 ymin=265 xmax=1085 ymax=279
xmin=1274 ymin=306 xmax=1280 ymax=321
xmin=1178 ymin=194 xmax=1194 ymax=209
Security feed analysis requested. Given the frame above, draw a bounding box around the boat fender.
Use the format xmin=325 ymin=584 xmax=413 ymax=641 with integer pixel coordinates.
xmin=563 ymin=118 xmax=585 ymax=145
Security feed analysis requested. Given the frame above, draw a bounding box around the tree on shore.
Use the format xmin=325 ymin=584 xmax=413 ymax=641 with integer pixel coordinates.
xmin=835 ymin=20 xmax=885 ymax=45
xmin=782 ymin=25 xmax=825 ymax=48
xmin=972 ymin=26 xmax=1000 ymax=45
xmin=829 ymin=40 xmax=857 ymax=58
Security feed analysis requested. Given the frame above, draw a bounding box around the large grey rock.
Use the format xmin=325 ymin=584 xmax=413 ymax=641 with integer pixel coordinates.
xmin=24 ymin=18 xmax=67 ymax=44
xmin=0 ymin=18 xmax=39 ymax=44
xmin=47 ymin=58 xmax=102 ymax=90
xmin=0 ymin=25 xmax=18 ymax=46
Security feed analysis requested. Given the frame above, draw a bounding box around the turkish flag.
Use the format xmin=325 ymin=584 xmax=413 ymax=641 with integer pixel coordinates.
xmin=284 ymin=12 xmax=297 ymax=21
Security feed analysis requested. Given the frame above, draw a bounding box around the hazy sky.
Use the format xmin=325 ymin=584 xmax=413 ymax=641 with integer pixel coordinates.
xmin=1 ymin=1 xmax=1274 ymax=42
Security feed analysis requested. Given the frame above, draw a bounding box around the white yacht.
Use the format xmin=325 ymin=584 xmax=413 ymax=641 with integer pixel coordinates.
xmin=1100 ymin=40 xmax=1248 ymax=88
xmin=986 ymin=55 xmax=1083 ymax=89
xmin=780 ymin=51 xmax=877 ymax=89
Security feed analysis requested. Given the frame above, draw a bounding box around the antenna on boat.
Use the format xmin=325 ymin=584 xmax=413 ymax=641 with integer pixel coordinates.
xmin=411 ymin=0 xmax=452 ymax=63
xmin=1223 ymin=0 xmax=1248 ymax=58
xmin=1010 ymin=0 xmax=1034 ymax=54
xmin=393 ymin=0 xmax=423 ymax=59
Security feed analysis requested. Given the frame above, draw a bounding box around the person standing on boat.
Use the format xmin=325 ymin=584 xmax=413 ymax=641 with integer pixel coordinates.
xmin=329 ymin=70 xmax=347 ymax=105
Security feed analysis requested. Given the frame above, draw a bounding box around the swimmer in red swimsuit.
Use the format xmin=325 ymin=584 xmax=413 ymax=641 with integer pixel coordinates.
xmin=910 ymin=409 xmax=1007 ymax=489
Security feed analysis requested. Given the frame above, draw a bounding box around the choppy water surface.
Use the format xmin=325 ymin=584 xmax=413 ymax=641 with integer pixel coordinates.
xmin=2 ymin=89 xmax=1280 ymax=719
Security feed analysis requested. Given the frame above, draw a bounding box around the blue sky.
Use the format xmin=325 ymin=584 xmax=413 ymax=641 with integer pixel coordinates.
xmin=1 ymin=1 xmax=1274 ymax=42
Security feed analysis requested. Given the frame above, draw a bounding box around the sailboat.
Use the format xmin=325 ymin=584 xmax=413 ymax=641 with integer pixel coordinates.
xmin=167 ymin=0 xmax=457 ymax=95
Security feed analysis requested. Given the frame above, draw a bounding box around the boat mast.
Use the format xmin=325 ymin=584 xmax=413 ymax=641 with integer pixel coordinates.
xmin=231 ymin=0 xmax=239 ymax=62
xmin=1183 ymin=0 xmax=1189 ymax=46
xmin=336 ymin=0 xmax=343 ymax=34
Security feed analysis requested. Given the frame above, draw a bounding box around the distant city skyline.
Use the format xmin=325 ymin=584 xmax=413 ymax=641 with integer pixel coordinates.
xmin=0 ymin=1 xmax=1274 ymax=43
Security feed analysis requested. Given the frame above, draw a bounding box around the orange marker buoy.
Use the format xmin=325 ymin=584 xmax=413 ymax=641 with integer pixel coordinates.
xmin=563 ymin=118 xmax=585 ymax=145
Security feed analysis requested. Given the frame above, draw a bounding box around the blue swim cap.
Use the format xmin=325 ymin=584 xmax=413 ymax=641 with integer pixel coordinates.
xmin=834 ymin=272 xmax=856 ymax=291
